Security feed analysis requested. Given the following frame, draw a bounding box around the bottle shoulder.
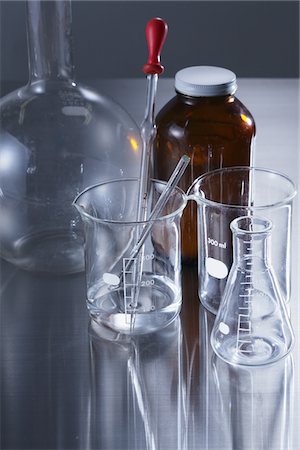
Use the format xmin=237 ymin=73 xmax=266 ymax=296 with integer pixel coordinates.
xmin=156 ymin=94 xmax=255 ymax=131
xmin=156 ymin=95 xmax=256 ymax=138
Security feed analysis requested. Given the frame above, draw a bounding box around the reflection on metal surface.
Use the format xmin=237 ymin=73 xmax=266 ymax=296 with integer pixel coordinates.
xmin=0 ymin=260 xmax=297 ymax=450
xmin=198 ymin=304 xmax=233 ymax=450
xmin=89 ymin=318 xmax=185 ymax=450
xmin=0 ymin=261 xmax=91 ymax=450
xmin=212 ymin=355 xmax=294 ymax=450
xmin=180 ymin=265 xmax=201 ymax=450
xmin=198 ymin=304 xmax=294 ymax=450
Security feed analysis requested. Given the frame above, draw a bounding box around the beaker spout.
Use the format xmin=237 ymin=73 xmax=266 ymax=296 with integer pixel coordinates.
xmin=185 ymin=193 xmax=200 ymax=204
xmin=72 ymin=199 xmax=85 ymax=218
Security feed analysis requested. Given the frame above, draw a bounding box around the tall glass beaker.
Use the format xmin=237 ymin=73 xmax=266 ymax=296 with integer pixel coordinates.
xmin=74 ymin=179 xmax=187 ymax=334
xmin=188 ymin=167 xmax=296 ymax=314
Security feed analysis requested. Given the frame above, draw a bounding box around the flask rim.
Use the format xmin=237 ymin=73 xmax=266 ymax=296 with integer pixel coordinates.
xmin=230 ymin=215 xmax=273 ymax=235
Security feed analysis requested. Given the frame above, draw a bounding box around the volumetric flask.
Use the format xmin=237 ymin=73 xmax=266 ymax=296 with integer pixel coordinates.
xmin=74 ymin=179 xmax=187 ymax=334
xmin=0 ymin=0 xmax=142 ymax=274
xmin=211 ymin=216 xmax=294 ymax=366
xmin=188 ymin=167 xmax=296 ymax=314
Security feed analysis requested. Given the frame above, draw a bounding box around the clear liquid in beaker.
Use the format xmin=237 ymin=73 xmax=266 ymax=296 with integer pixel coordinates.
xmin=87 ymin=273 xmax=181 ymax=334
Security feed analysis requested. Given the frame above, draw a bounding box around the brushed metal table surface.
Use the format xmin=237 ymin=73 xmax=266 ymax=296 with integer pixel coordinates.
xmin=1 ymin=79 xmax=299 ymax=450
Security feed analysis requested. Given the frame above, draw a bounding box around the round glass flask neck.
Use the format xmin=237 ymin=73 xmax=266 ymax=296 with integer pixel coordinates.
xmin=230 ymin=216 xmax=273 ymax=270
xmin=26 ymin=0 xmax=74 ymax=83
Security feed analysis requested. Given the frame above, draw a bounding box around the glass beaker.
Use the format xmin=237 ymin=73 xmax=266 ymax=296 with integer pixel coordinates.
xmin=74 ymin=179 xmax=187 ymax=334
xmin=0 ymin=0 xmax=142 ymax=274
xmin=211 ymin=216 xmax=294 ymax=366
xmin=188 ymin=167 xmax=296 ymax=314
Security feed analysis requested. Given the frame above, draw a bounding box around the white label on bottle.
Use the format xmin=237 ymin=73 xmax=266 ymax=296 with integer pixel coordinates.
xmin=206 ymin=257 xmax=228 ymax=279
xmin=219 ymin=322 xmax=230 ymax=335
xmin=103 ymin=273 xmax=120 ymax=286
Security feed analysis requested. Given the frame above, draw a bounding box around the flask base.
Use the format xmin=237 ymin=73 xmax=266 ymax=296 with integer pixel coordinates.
xmin=212 ymin=335 xmax=293 ymax=367
xmin=1 ymin=229 xmax=84 ymax=274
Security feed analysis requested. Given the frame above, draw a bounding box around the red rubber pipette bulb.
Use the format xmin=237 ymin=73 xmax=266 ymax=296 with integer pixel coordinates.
xmin=143 ymin=18 xmax=168 ymax=75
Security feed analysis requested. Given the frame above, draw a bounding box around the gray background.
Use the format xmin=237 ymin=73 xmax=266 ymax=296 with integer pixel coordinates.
xmin=0 ymin=0 xmax=299 ymax=95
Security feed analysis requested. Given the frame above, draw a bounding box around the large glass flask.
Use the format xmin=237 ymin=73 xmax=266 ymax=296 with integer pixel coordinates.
xmin=211 ymin=216 xmax=294 ymax=366
xmin=0 ymin=0 xmax=142 ymax=274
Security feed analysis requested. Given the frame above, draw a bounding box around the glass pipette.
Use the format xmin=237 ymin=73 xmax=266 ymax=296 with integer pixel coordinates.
xmin=132 ymin=18 xmax=168 ymax=308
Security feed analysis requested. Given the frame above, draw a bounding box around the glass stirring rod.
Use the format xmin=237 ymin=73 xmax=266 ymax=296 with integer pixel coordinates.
xmin=122 ymin=155 xmax=190 ymax=278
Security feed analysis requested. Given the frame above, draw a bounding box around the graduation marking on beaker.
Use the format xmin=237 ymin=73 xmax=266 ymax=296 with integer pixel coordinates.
xmin=143 ymin=253 xmax=155 ymax=261
xmin=123 ymin=257 xmax=137 ymax=322
xmin=207 ymin=237 xmax=227 ymax=249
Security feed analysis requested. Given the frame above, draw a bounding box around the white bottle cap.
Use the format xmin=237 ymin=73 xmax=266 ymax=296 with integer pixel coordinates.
xmin=175 ymin=66 xmax=237 ymax=97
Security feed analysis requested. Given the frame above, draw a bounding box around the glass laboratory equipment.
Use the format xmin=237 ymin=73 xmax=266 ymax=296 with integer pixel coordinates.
xmin=154 ymin=66 xmax=255 ymax=263
xmin=0 ymin=0 xmax=142 ymax=274
xmin=188 ymin=167 xmax=296 ymax=314
xmin=74 ymin=179 xmax=187 ymax=334
xmin=211 ymin=216 xmax=294 ymax=366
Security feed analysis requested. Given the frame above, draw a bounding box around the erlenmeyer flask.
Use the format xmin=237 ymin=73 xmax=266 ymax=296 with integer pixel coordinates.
xmin=211 ymin=216 xmax=294 ymax=366
xmin=0 ymin=0 xmax=141 ymax=274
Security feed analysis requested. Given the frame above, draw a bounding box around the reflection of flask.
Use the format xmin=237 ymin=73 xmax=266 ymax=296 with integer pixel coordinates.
xmin=154 ymin=66 xmax=255 ymax=263
xmin=211 ymin=216 xmax=294 ymax=366
xmin=0 ymin=0 xmax=141 ymax=274
xmin=212 ymin=354 xmax=294 ymax=450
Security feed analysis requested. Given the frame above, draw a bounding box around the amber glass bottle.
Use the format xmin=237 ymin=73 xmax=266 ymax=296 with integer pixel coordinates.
xmin=154 ymin=66 xmax=256 ymax=263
